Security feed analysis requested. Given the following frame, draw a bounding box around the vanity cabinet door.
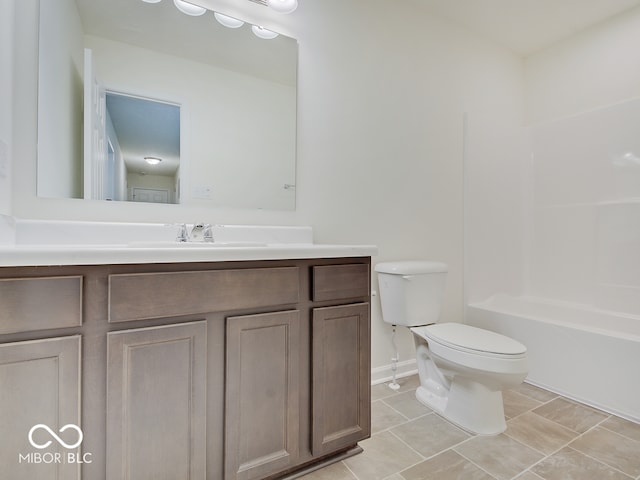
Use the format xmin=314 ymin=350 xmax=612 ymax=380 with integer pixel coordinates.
xmin=106 ymin=321 xmax=207 ymax=480
xmin=224 ymin=310 xmax=300 ymax=480
xmin=0 ymin=335 xmax=81 ymax=480
xmin=311 ymin=303 xmax=371 ymax=456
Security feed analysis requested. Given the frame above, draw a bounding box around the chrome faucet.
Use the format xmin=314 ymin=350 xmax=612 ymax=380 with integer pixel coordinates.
xmin=190 ymin=223 xmax=214 ymax=242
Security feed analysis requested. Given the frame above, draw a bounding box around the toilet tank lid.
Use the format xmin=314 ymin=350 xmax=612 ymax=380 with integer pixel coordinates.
xmin=375 ymin=260 xmax=448 ymax=275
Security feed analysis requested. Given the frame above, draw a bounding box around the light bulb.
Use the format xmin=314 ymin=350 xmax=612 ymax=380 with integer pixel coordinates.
xmin=251 ymin=25 xmax=279 ymax=39
xmin=214 ymin=12 xmax=245 ymax=28
xmin=173 ymin=0 xmax=206 ymax=16
xmin=267 ymin=0 xmax=297 ymax=14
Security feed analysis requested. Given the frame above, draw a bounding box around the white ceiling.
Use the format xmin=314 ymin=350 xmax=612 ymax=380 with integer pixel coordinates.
xmin=413 ymin=0 xmax=640 ymax=56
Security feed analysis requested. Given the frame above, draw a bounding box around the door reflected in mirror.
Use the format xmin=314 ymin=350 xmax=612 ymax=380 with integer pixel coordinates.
xmin=104 ymin=92 xmax=181 ymax=204
xmin=37 ymin=0 xmax=297 ymax=210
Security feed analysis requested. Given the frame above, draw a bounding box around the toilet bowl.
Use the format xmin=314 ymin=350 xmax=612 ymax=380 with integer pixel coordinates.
xmin=412 ymin=323 xmax=527 ymax=435
xmin=375 ymin=261 xmax=528 ymax=435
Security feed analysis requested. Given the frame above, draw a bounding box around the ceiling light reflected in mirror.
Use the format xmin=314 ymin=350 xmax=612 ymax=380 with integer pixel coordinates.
xmin=251 ymin=26 xmax=279 ymax=39
xmin=144 ymin=157 xmax=163 ymax=165
xmin=214 ymin=12 xmax=245 ymax=28
xmin=146 ymin=0 xmax=298 ymax=19
xmin=267 ymin=0 xmax=298 ymax=14
xmin=173 ymin=0 xmax=207 ymax=16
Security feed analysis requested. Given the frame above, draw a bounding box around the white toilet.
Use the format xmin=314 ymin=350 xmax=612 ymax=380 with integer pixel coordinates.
xmin=375 ymin=260 xmax=528 ymax=435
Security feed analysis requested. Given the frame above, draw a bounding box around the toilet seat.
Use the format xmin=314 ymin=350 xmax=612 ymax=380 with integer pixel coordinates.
xmin=421 ymin=323 xmax=527 ymax=358
xmin=412 ymin=323 xmax=528 ymax=376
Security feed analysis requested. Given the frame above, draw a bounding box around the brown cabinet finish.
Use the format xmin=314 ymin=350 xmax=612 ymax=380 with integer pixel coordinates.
xmin=311 ymin=303 xmax=371 ymax=456
xmin=108 ymin=267 xmax=300 ymax=322
xmin=225 ymin=310 xmax=300 ymax=480
xmin=0 ymin=275 xmax=82 ymax=334
xmin=0 ymin=335 xmax=81 ymax=480
xmin=0 ymin=257 xmax=371 ymax=480
xmin=312 ymin=264 xmax=370 ymax=302
xmin=106 ymin=321 xmax=207 ymax=480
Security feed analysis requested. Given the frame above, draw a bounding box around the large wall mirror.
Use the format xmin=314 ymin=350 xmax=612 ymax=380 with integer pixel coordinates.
xmin=37 ymin=0 xmax=297 ymax=210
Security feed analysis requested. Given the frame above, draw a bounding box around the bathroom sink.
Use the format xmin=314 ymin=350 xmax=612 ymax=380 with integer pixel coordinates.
xmin=128 ymin=241 xmax=268 ymax=248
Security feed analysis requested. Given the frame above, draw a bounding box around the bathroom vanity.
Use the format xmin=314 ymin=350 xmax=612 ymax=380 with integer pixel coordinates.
xmin=0 ymin=222 xmax=375 ymax=480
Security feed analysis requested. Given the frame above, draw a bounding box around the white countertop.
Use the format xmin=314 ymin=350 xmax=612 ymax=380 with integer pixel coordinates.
xmin=0 ymin=219 xmax=377 ymax=267
xmin=0 ymin=243 xmax=377 ymax=267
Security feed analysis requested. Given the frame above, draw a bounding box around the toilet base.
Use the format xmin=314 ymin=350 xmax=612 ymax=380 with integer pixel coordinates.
xmin=416 ymin=384 xmax=448 ymax=414
xmin=415 ymin=379 xmax=507 ymax=436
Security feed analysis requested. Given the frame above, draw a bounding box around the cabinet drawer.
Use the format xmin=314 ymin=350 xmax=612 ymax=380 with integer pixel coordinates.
xmin=109 ymin=267 xmax=300 ymax=322
xmin=312 ymin=264 xmax=369 ymax=302
xmin=0 ymin=276 xmax=83 ymax=334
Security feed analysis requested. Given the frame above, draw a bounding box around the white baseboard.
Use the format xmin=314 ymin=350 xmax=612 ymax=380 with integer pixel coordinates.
xmin=371 ymin=359 xmax=418 ymax=385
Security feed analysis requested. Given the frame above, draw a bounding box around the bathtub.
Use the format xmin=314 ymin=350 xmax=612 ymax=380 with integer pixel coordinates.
xmin=467 ymin=294 xmax=640 ymax=423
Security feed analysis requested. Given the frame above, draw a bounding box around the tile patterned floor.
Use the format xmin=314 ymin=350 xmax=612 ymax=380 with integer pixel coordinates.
xmin=300 ymin=375 xmax=640 ymax=480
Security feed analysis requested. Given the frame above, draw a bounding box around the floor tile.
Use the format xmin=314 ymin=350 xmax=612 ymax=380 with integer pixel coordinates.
xmin=514 ymin=472 xmax=544 ymax=480
xmin=600 ymin=415 xmax=640 ymax=443
xmin=531 ymin=446 xmax=633 ymax=480
xmin=343 ymin=431 xmax=422 ymax=480
xmin=454 ymin=433 xmax=544 ymax=480
xmin=532 ymin=397 xmax=609 ymax=433
xmin=396 ymin=375 xmax=421 ymax=393
xmin=372 ymin=382 xmax=400 ymax=401
xmin=382 ymin=390 xmax=432 ymax=419
xmin=372 ymin=399 xmax=410 ymax=433
xmin=400 ymin=450 xmax=494 ymax=480
xmin=511 ymin=383 xmax=558 ymax=403
xmin=506 ymin=411 xmax=578 ymax=455
xmin=503 ymin=389 xmax=543 ymax=419
xmin=299 ymin=461 xmax=357 ymax=480
xmin=569 ymin=427 xmax=640 ymax=477
xmin=371 ymin=376 xmax=419 ymax=400
xmin=353 ymin=375 xmax=639 ymax=480
xmin=391 ymin=414 xmax=469 ymax=458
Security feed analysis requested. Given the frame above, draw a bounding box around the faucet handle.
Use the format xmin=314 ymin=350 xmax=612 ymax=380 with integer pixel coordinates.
xmin=176 ymin=223 xmax=188 ymax=242
xmin=203 ymin=224 xmax=214 ymax=243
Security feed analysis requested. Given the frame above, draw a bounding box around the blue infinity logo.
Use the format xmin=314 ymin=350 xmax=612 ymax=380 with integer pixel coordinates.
xmin=28 ymin=424 xmax=84 ymax=450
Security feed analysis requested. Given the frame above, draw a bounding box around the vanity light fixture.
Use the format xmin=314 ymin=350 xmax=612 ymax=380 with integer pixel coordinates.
xmin=214 ymin=12 xmax=245 ymax=28
xmin=251 ymin=25 xmax=278 ymax=39
xmin=173 ymin=0 xmax=207 ymax=16
xmin=267 ymin=0 xmax=298 ymax=14
xmin=144 ymin=156 xmax=163 ymax=165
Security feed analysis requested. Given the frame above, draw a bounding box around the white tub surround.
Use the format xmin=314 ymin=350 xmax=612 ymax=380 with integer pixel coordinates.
xmin=467 ymin=294 xmax=640 ymax=423
xmin=0 ymin=218 xmax=377 ymax=266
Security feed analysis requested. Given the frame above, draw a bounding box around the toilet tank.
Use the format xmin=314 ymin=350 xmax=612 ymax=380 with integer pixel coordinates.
xmin=375 ymin=261 xmax=448 ymax=327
